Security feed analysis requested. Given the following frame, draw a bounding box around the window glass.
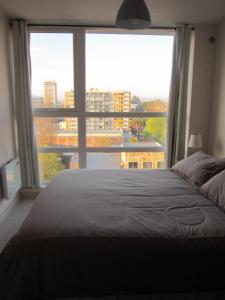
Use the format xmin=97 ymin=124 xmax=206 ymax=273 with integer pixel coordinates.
xmin=30 ymin=33 xmax=74 ymax=109
xmin=86 ymin=33 xmax=173 ymax=113
xmin=30 ymin=30 xmax=174 ymax=184
xmin=87 ymin=152 xmax=165 ymax=170
xmin=86 ymin=117 xmax=167 ymax=148
xmin=129 ymin=162 xmax=138 ymax=169
xmin=38 ymin=153 xmax=79 ymax=184
xmin=34 ymin=117 xmax=78 ymax=148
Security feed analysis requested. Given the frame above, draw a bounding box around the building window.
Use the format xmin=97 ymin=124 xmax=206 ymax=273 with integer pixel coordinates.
xmin=157 ymin=161 xmax=165 ymax=169
xmin=30 ymin=28 xmax=174 ymax=184
xmin=128 ymin=162 xmax=138 ymax=169
xmin=143 ymin=162 xmax=153 ymax=169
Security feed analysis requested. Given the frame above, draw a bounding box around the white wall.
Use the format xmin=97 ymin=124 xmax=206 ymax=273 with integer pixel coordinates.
xmin=0 ymin=13 xmax=16 ymax=167
xmin=0 ymin=13 xmax=19 ymax=217
xmin=185 ymin=24 xmax=216 ymax=155
xmin=208 ymin=20 xmax=225 ymax=157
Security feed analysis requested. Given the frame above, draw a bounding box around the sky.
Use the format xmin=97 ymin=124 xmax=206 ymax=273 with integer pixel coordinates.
xmin=30 ymin=32 xmax=174 ymax=101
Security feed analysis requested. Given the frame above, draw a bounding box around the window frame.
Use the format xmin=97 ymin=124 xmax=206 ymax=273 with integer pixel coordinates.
xmin=30 ymin=26 xmax=174 ymax=169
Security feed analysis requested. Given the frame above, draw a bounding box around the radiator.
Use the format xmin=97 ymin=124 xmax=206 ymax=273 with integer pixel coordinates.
xmin=0 ymin=158 xmax=21 ymax=200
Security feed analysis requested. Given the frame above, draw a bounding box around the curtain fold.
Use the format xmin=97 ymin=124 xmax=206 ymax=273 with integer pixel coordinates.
xmin=167 ymin=25 xmax=190 ymax=168
xmin=12 ymin=20 xmax=40 ymax=188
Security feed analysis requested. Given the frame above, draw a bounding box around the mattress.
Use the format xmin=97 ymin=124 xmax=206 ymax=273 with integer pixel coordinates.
xmin=1 ymin=169 xmax=225 ymax=300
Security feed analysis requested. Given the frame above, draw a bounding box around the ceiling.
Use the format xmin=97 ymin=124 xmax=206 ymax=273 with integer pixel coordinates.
xmin=0 ymin=0 xmax=225 ymax=26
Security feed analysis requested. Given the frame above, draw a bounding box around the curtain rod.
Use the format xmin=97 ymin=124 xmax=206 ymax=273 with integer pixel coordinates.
xmin=27 ymin=23 xmax=177 ymax=30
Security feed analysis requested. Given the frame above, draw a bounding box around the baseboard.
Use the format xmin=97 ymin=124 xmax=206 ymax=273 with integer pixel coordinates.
xmin=19 ymin=188 xmax=42 ymax=200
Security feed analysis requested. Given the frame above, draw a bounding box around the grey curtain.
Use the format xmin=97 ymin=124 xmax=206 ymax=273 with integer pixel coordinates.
xmin=167 ymin=25 xmax=190 ymax=168
xmin=12 ymin=20 xmax=40 ymax=188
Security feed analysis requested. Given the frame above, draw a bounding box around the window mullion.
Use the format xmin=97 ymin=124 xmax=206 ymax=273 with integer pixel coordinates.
xmin=75 ymin=29 xmax=87 ymax=168
xmin=33 ymin=108 xmax=77 ymax=118
xmin=85 ymin=147 xmax=166 ymax=153
xmin=85 ymin=112 xmax=167 ymax=118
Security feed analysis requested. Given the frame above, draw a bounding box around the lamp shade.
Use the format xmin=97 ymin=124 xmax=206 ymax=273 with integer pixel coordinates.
xmin=188 ymin=134 xmax=203 ymax=149
xmin=116 ymin=0 xmax=151 ymax=30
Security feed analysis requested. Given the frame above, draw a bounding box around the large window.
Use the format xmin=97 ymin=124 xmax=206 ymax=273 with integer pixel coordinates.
xmin=30 ymin=28 xmax=174 ymax=184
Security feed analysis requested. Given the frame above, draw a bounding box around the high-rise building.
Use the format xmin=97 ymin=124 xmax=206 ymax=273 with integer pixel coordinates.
xmin=64 ymin=90 xmax=74 ymax=108
xmin=113 ymin=91 xmax=131 ymax=112
xmin=113 ymin=91 xmax=131 ymax=130
xmin=86 ymin=88 xmax=112 ymax=112
xmin=64 ymin=90 xmax=77 ymax=131
xmin=62 ymin=89 xmax=132 ymax=133
xmin=32 ymin=98 xmax=44 ymax=108
xmin=86 ymin=88 xmax=113 ymax=131
xmin=44 ymin=80 xmax=57 ymax=107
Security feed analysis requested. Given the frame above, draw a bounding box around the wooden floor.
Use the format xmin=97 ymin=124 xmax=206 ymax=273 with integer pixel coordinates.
xmin=0 ymin=198 xmax=34 ymax=253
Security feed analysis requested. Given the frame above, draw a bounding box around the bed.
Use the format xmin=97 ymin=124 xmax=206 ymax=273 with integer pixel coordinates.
xmin=1 ymin=169 xmax=225 ymax=300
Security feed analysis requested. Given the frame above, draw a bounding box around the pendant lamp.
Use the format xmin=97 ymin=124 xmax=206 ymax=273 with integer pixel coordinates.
xmin=116 ymin=0 xmax=151 ymax=30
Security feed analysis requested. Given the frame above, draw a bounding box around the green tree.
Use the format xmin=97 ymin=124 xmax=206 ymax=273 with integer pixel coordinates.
xmin=38 ymin=153 xmax=65 ymax=182
xmin=144 ymin=118 xmax=166 ymax=146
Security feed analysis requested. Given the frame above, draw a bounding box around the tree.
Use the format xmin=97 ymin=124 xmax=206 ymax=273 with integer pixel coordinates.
xmin=131 ymin=96 xmax=143 ymax=112
xmin=130 ymin=118 xmax=146 ymax=136
xmin=128 ymin=136 xmax=138 ymax=144
xmin=34 ymin=117 xmax=58 ymax=147
xmin=142 ymin=100 xmax=168 ymax=113
xmin=38 ymin=153 xmax=65 ymax=182
xmin=144 ymin=118 xmax=166 ymax=146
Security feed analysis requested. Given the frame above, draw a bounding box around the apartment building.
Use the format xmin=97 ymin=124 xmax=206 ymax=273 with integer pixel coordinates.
xmin=43 ymin=80 xmax=57 ymax=107
xmin=64 ymin=90 xmax=77 ymax=131
xmin=113 ymin=91 xmax=131 ymax=130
